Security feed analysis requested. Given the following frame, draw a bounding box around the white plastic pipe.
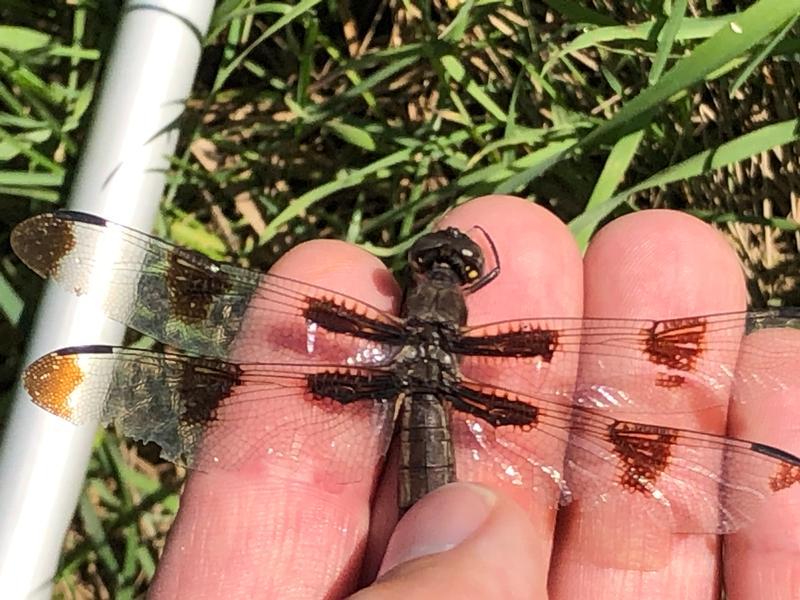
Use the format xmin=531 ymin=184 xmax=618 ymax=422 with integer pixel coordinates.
xmin=0 ymin=1 xmax=215 ymax=596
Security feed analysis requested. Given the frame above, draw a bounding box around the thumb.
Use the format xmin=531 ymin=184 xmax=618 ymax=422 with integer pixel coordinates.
xmin=350 ymin=483 xmax=548 ymax=600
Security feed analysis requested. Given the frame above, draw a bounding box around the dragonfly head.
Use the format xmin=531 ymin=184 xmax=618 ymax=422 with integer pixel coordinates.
xmin=408 ymin=227 xmax=485 ymax=287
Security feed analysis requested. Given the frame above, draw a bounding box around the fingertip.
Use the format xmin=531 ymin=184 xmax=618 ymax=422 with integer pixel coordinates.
xmin=551 ymin=210 xmax=747 ymax=596
xmin=439 ymin=194 xmax=565 ymax=233
xmin=439 ymin=195 xmax=579 ymax=268
xmin=378 ymin=483 xmax=497 ymax=575
xmin=584 ymin=209 xmax=746 ymax=316
xmin=437 ymin=195 xmax=583 ymax=323
xmin=270 ymin=238 xmax=400 ymax=311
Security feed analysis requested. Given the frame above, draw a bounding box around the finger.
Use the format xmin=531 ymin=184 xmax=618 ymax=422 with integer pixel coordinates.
xmin=363 ymin=195 xmax=583 ymax=578
xmin=439 ymin=195 xmax=583 ymax=518
xmin=550 ymin=210 xmax=747 ymax=599
xmin=151 ymin=240 xmax=400 ymax=599
xmin=350 ymin=483 xmax=546 ymax=600
xmin=723 ymin=328 xmax=800 ymax=599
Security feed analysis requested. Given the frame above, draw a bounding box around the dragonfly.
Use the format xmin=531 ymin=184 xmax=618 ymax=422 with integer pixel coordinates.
xmin=11 ymin=210 xmax=800 ymax=533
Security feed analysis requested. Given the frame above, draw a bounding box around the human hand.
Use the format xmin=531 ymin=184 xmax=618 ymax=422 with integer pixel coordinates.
xmin=149 ymin=196 xmax=800 ymax=599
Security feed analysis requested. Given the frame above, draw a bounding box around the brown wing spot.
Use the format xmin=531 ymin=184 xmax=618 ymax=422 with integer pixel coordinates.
xmin=306 ymin=298 xmax=372 ymax=336
xmin=304 ymin=297 xmax=404 ymax=344
xmin=11 ymin=213 xmax=76 ymax=280
xmin=643 ymin=317 xmax=707 ymax=387
xmin=610 ymin=420 xmax=678 ymax=496
xmin=655 ymin=373 xmax=687 ymax=388
xmin=456 ymin=327 xmax=560 ymax=361
xmin=769 ymin=461 xmax=800 ymax=492
xmin=178 ymin=358 xmax=241 ymax=426
xmin=23 ymin=352 xmax=84 ymax=422
xmin=307 ymin=368 xmax=399 ymax=405
xmin=166 ymin=248 xmax=232 ymax=324
xmin=455 ymin=385 xmax=539 ymax=429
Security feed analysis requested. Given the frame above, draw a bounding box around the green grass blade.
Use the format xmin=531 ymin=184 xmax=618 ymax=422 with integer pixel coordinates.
xmin=580 ymin=0 xmax=800 ymax=149
xmin=0 ymin=26 xmax=51 ymax=51
xmin=0 ymin=170 xmax=63 ymax=186
xmin=506 ymin=0 xmax=800 ymax=194
xmin=544 ymin=16 xmax=734 ymax=74
xmin=569 ymin=118 xmax=800 ymax=241
xmin=212 ymin=0 xmax=324 ymax=91
xmin=0 ymin=271 xmax=23 ymax=326
xmin=326 ymin=119 xmax=377 ymax=151
xmin=78 ymin=492 xmax=119 ymax=573
xmin=649 ymin=0 xmax=688 ymax=84
xmin=575 ymin=128 xmax=645 ymax=249
xmin=687 ymin=208 xmax=800 ymax=231
xmin=440 ymin=55 xmax=507 ymax=122
xmin=729 ymin=14 xmax=799 ymax=97
xmin=493 ymin=138 xmax=576 ymax=193
xmin=541 ymin=0 xmax=619 ymax=26
xmin=259 ymin=147 xmax=416 ymax=244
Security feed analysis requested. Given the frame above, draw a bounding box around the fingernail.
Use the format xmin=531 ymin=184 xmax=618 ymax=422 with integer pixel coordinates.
xmin=378 ymin=483 xmax=496 ymax=575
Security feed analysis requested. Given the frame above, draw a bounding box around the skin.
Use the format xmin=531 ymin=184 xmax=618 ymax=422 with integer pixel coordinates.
xmin=149 ymin=196 xmax=800 ymax=599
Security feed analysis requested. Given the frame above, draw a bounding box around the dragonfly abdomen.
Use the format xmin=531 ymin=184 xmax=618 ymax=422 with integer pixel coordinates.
xmin=398 ymin=393 xmax=457 ymax=511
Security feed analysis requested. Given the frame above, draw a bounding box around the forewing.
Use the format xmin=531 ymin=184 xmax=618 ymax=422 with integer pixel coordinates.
xmin=456 ymin=309 xmax=800 ymax=416
xmin=11 ymin=211 xmax=405 ymax=363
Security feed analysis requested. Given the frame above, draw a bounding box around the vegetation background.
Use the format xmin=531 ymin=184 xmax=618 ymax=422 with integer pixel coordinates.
xmin=0 ymin=0 xmax=799 ymax=596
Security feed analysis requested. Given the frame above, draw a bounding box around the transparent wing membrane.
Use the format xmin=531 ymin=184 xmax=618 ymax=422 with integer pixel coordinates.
xmin=13 ymin=211 xmax=800 ymax=534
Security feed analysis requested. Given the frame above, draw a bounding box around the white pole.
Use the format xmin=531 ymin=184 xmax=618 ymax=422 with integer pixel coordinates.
xmin=0 ymin=1 xmax=215 ymax=596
